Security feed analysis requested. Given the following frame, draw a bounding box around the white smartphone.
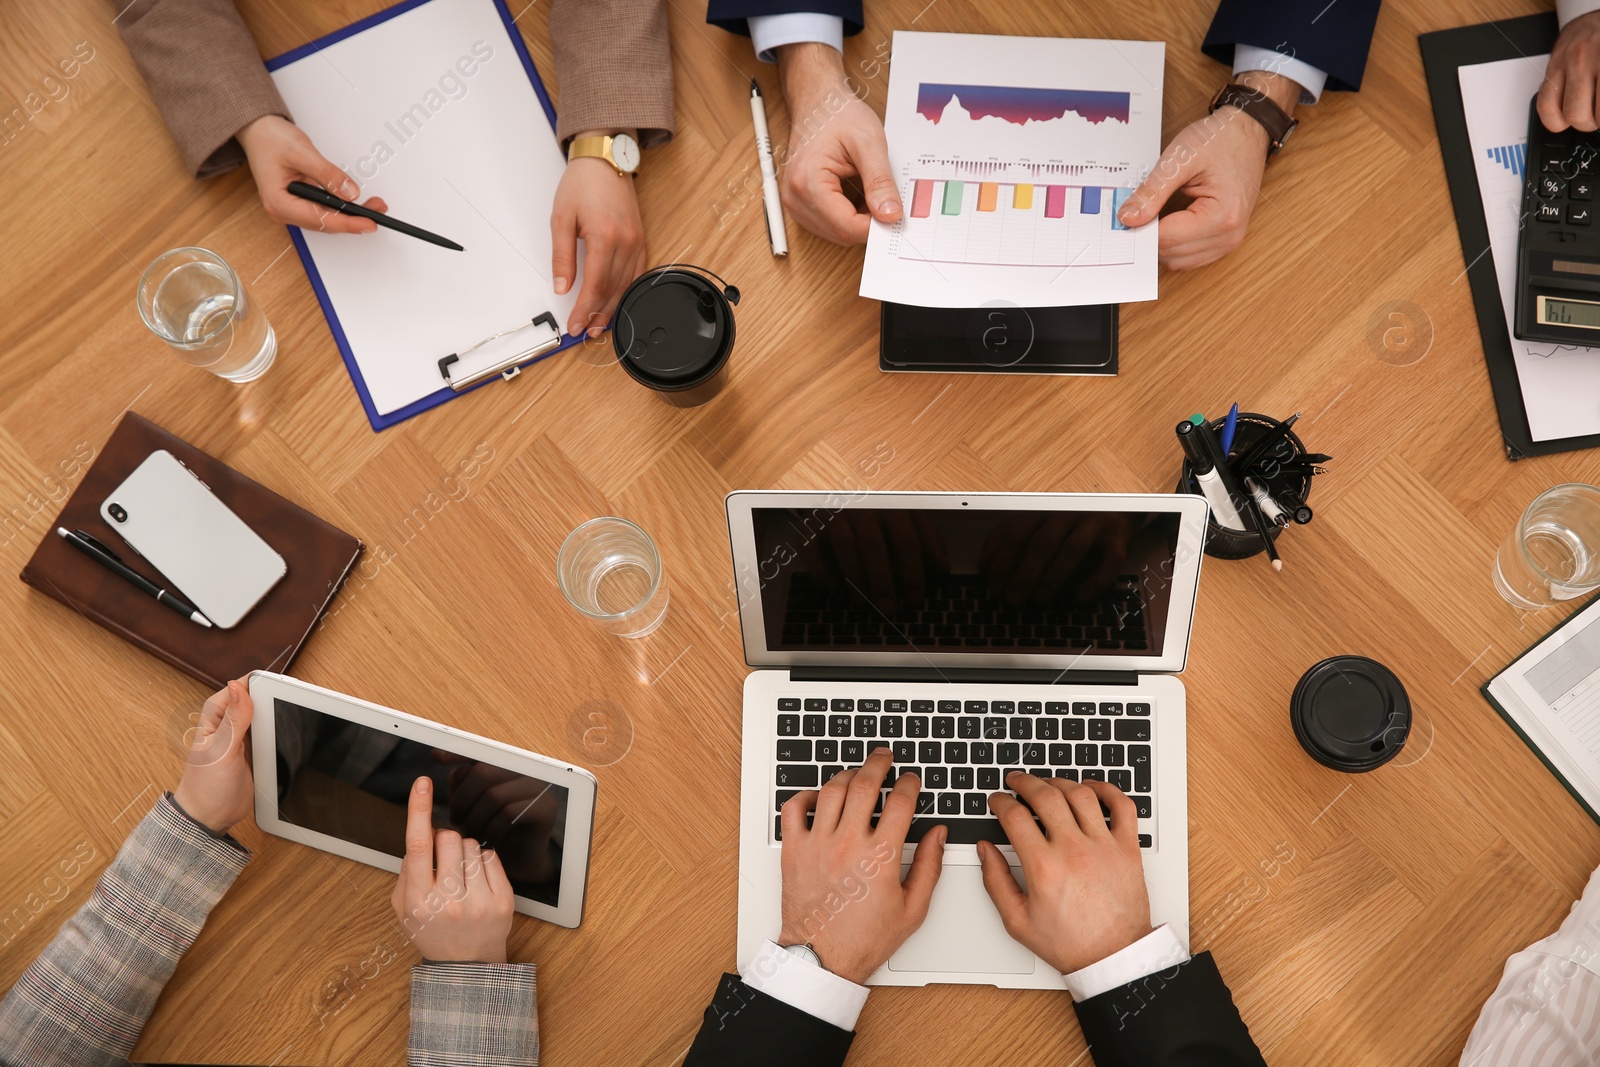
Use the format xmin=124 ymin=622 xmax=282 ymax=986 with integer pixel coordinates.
xmin=100 ymin=450 xmax=287 ymax=628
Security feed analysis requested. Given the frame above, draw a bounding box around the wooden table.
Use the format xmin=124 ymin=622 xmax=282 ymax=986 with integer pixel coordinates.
xmin=3 ymin=0 xmax=1596 ymax=1063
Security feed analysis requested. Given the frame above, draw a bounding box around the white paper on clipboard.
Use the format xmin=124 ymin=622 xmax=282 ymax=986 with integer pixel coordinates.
xmin=269 ymin=0 xmax=580 ymax=417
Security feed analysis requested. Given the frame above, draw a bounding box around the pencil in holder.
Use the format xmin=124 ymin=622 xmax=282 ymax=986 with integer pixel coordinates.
xmin=1175 ymin=411 xmax=1314 ymax=560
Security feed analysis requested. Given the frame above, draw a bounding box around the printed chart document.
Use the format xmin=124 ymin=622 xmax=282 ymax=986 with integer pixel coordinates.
xmin=1459 ymin=56 xmax=1600 ymax=442
xmin=861 ymin=31 xmax=1163 ymax=309
xmin=1485 ymin=594 xmax=1600 ymax=823
xmin=269 ymin=0 xmax=578 ymax=421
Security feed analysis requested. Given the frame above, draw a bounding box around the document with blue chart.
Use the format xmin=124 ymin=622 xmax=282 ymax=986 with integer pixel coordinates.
xmin=862 ymin=31 xmax=1163 ymax=308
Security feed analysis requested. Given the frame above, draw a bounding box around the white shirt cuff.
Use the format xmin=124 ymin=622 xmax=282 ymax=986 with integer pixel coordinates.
xmin=1061 ymin=924 xmax=1191 ymax=1003
xmin=1233 ymin=44 xmax=1328 ymax=105
xmin=1559 ymin=0 xmax=1600 ymax=28
xmin=740 ymin=940 xmax=869 ymax=1031
xmin=748 ymin=13 xmax=845 ymax=63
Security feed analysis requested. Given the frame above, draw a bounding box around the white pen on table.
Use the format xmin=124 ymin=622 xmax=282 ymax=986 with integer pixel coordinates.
xmin=750 ymin=79 xmax=788 ymax=257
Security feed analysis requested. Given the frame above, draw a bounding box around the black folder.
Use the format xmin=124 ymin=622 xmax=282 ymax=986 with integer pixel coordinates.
xmin=1420 ymin=13 xmax=1600 ymax=459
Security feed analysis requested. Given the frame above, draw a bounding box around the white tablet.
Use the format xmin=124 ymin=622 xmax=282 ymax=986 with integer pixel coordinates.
xmin=249 ymin=672 xmax=596 ymax=928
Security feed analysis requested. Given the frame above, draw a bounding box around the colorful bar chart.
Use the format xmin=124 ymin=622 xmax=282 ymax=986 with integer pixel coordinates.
xmin=899 ymin=177 xmax=1136 ymax=267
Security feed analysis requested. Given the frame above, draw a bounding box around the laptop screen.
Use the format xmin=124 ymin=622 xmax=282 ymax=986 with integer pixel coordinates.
xmin=748 ymin=506 xmax=1184 ymax=660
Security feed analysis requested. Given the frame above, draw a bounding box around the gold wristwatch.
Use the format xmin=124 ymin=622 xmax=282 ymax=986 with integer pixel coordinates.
xmin=567 ymin=132 xmax=641 ymax=176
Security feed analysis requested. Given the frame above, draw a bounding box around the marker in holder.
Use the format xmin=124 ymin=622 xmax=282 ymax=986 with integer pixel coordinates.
xmin=1175 ymin=411 xmax=1320 ymax=561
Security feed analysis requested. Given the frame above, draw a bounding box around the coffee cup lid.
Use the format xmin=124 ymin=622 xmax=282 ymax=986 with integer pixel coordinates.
xmin=614 ymin=270 xmax=733 ymax=388
xmin=1290 ymin=656 xmax=1410 ymax=772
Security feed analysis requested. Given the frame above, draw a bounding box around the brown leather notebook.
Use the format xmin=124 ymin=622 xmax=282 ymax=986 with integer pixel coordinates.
xmin=20 ymin=412 xmax=363 ymax=689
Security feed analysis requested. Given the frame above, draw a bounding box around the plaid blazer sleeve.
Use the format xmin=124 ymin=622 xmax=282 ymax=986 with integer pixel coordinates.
xmin=0 ymin=794 xmax=251 ymax=1067
xmin=113 ymin=0 xmax=291 ymax=177
xmin=408 ymin=961 xmax=540 ymax=1066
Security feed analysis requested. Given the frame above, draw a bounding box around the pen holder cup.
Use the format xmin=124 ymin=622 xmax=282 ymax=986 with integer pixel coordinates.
xmin=1175 ymin=412 xmax=1311 ymax=560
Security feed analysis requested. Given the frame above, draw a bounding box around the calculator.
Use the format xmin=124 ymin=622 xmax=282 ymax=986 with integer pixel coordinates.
xmin=1515 ymin=96 xmax=1600 ymax=344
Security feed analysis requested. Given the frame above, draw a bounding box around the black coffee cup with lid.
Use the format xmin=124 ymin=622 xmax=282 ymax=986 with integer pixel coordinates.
xmin=1290 ymin=656 xmax=1411 ymax=772
xmin=612 ymin=264 xmax=739 ymax=407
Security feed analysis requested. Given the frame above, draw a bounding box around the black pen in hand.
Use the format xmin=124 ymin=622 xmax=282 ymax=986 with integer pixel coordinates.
xmin=57 ymin=528 xmax=212 ymax=628
xmin=285 ymin=180 xmax=464 ymax=251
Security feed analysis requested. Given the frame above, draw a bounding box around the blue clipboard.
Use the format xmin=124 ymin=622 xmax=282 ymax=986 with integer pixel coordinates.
xmin=265 ymin=0 xmax=581 ymax=432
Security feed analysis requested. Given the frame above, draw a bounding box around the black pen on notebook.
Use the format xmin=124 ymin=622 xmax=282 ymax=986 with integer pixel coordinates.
xmin=285 ymin=180 xmax=465 ymax=251
xmin=57 ymin=527 xmax=212 ymax=628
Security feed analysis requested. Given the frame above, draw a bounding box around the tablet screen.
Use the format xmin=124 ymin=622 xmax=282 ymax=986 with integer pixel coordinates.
xmin=272 ymin=698 xmax=568 ymax=906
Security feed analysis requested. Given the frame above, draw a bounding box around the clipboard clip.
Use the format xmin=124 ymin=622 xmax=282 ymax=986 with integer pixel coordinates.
xmin=438 ymin=311 xmax=563 ymax=391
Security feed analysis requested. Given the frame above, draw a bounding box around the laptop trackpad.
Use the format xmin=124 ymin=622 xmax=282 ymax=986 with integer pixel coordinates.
xmin=887 ymin=863 xmax=1035 ymax=975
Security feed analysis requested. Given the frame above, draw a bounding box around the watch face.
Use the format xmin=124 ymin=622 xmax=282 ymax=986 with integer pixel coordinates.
xmin=612 ymin=134 xmax=640 ymax=173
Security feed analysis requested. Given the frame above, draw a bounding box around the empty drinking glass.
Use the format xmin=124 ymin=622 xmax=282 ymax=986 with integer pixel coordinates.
xmin=137 ymin=247 xmax=276 ymax=382
xmin=1494 ymin=483 xmax=1600 ymax=609
xmin=557 ymin=517 xmax=669 ymax=638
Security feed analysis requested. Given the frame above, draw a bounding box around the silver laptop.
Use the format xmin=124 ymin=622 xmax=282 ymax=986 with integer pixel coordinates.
xmin=729 ymin=490 xmax=1208 ymax=988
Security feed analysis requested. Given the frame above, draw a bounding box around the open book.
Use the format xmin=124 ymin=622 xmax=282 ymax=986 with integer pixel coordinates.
xmin=1484 ymin=594 xmax=1600 ymax=823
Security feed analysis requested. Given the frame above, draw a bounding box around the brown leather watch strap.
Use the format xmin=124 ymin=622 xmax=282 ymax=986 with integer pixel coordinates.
xmin=1209 ymin=83 xmax=1298 ymax=158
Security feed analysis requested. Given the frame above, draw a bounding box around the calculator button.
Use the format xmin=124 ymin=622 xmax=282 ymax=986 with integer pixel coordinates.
xmin=1574 ymin=179 xmax=1595 ymax=201
xmin=1539 ymin=174 xmax=1567 ymax=199
xmin=1537 ymin=202 xmax=1564 ymax=223
xmin=1569 ymin=205 xmax=1593 ymax=226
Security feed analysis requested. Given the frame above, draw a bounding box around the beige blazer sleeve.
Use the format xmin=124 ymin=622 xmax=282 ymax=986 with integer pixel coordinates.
xmin=114 ymin=0 xmax=289 ymax=178
xmin=550 ymin=0 xmax=675 ymax=148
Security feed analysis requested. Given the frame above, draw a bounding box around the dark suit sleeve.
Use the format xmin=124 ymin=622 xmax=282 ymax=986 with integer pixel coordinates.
xmin=682 ymin=973 xmax=854 ymax=1067
xmin=706 ymin=1 xmax=864 ymax=39
xmin=1073 ymin=952 xmax=1266 ymax=1067
xmin=1201 ymin=0 xmax=1383 ymax=92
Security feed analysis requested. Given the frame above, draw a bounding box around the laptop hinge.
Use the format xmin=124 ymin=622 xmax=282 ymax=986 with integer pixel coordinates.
xmin=787 ymin=667 xmax=1142 ymax=686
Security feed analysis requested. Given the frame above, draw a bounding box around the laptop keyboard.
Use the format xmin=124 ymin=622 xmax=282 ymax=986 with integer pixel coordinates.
xmin=772 ymin=696 xmax=1154 ymax=849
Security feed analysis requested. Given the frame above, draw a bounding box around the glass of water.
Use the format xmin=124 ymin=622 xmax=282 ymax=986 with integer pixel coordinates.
xmin=137 ymin=247 xmax=277 ymax=382
xmin=557 ymin=517 xmax=669 ymax=638
xmin=1494 ymin=483 xmax=1600 ymax=609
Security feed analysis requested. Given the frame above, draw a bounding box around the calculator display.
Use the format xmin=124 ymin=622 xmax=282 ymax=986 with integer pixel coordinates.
xmin=1537 ymin=296 xmax=1600 ymax=330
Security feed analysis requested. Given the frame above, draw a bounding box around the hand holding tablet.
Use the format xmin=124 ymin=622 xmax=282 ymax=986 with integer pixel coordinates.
xmin=392 ymin=776 xmax=515 ymax=964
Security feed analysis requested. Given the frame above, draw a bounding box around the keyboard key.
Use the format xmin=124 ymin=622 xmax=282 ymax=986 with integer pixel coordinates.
xmin=908 ymin=716 xmax=930 ymax=738
xmin=1049 ymin=743 xmax=1073 ymax=765
xmin=817 ymin=740 xmax=838 ymax=761
xmin=821 ymin=765 xmax=845 ymax=784
xmin=919 ymin=741 xmax=942 ymax=764
xmin=829 ymin=715 xmax=852 ymax=737
xmin=775 ymin=789 xmax=799 ymax=810
xmin=944 ymin=741 xmax=968 ymax=763
xmin=1540 ymin=174 xmax=1568 ymax=199
xmin=859 ymin=699 xmax=881 ymax=713
xmin=933 ymin=717 xmax=955 ymax=739
xmin=900 ymin=766 xmax=921 ymax=783
xmin=1020 ymin=701 xmax=1042 ymax=715
xmin=867 ymin=740 xmax=890 ymax=755
xmin=776 ymin=765 xmax=818 ymax=787
xmin=1133 ymin=795 xmax=1152 ymax=818
xmin=908 ymin=818 xmax=1012 ymax=845
xmin=913 ymin=700 xmax=935 ymax=713
xmin=1081 ymin=769 xmax=1106 ymax=782
xmin=1131 ymin=745 xmax=1152 ymax=792
xmin=886 ymin=699 xmax=908 ymax=712
xmin=998 ymin=743 xmax=1020 ymax=765
xmin=1046 ymin=701 xmax=1070 ymax=714
xmin=1075 ymin=744 xmax=1099 ymax=766
xmin=1036 ymin=718 xmax=1059 ymax=740
xmin=965 ymin=792 xmax=988 ymax=815
xmin=1576 ymin=178 xmax=1597 ymax=201
xmin=938 ymin=792 xmax=961 ymax=815
xmin=777 ymin=739 xmax=812 ymax=761
xmin=778 ymin=715 xmax=801 ymax=737
xmin=803 ymin=715 xmax=825 ymax=737
xmin=1128 ymin=702 xmax=1151 ymax=716
xmin=842 ymin=740 xmax=864 ymax=762
xmin=916 ymin=793 xmax=935 ymax=814
xmin=1138 ymin=833 xmax=1152 ymax=848
xmin=1055 ymin=769 xmax=1079 ymax=781
xmin=1064 ymin=719 xmax=1086 ymax=740
xmin=803 ymin=698 xmax=827 ymax=712
xmin=1072 ymin=702 xmax=1096 ymax=715
xmin=952 ymin=766 xmax=974 ymax=789
xmin=971 ymin=741 xmax=995 ymax=763
xmin=1099 ymin=702 xmax=1123 ymax=716
xmin=938 ymin=700 xmax=961 ymax=714
xmin=1089 ymin=719 xmax=1112 ymax=741
xmin=984 ymin=718 xmax=1007 ymax=739
xmin=979 ymin=767 xmax=1001 ymax=790
xmin=925 ymin=767 xmax=948 ymax=789
xmin=1109 ymin=769 xmax=1133 ymax=791
xmin=881 ymin=716 xmax=904 ymax=737
xmin=832 ymin=698 xmax=855 ymax=712
xmin=855 ymin=715 xmax=877 ymax=737
xmin=965 ymin=700 xmax=988 ymax=714
xmin=1023 ymin=743 xmax=1046 ymax=765
xmin=1114 ymin=720 xmax=1151 ymax=741
xmin=993 ymin=700 xmax=1015 ymax=714
xmin=1009 ymin=718 xmax=1033 ymax=740
xmin=958 ymin=717 xmax=982 ymax=739
xmin=778 ymin=698 xmax=801 ymax=711
xmin=1572 ymin=204 xmax=1593 ymax=226
xmin=893 ymin=741 xmax=916 ymax=762
xmin=1102 ymin=744 xmax=1125 ymax=767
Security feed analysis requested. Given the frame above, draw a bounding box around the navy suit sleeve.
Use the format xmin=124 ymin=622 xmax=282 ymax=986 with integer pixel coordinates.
xmin=1201 ymin=0 xmax=1383 ymax=92
xmin=1073 ymin=952 xmax=1267 ymax=1067
xmin=706 ymin=1 xmax=864 ymax=39
xmin=682 ymin=974 xmax=855 ymax=1067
